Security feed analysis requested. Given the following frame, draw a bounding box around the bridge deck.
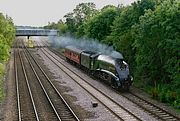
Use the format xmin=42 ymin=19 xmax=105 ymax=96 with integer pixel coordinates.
xmin=16 ymin=29 xmax=58 ymax=36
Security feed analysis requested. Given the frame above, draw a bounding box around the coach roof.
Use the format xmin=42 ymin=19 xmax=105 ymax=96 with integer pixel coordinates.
xmin=65 ymin=45 xmax=84 ymax=54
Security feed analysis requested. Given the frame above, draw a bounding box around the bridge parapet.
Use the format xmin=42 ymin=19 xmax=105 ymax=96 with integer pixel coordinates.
xmin=16 ymin=29 xmax=58 ymax=36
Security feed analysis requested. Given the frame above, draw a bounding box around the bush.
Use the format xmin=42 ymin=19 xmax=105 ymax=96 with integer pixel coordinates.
xmin=149 ymin=84 xmax=180 ymax=110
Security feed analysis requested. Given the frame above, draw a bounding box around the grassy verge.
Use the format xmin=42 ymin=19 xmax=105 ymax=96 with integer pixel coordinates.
xmin=134 ymin=81 xmax=180 ymax=112
xmin=0 ymin=63 xmax=5 ymax=101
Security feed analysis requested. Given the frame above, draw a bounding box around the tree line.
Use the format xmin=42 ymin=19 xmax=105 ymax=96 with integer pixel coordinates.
xmin=0 ymin=13 xmax=15 ymax=61
xmin=0 ymin=12 xmax=15 ymax=100
xmin=44 ymin=0 xmax=180 ymax=109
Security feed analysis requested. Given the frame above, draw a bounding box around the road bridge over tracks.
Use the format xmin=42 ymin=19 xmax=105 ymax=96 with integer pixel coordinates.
xmin=16 ymin=28 xmax=58 ymax=39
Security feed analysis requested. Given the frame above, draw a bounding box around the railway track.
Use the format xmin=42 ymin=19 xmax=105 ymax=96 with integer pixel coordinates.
xmin=14 ymin=39 xmax=21 ymax=121
xmin=38 ymin=41 xmax=179 ymax=121
xmin=15 ymin=39 xmax=61 ymax=121
xmin=23 ymin=50 xmax=62 ymax=120
xmin=13 ymin=39 xmax=79 ymax=121
xmin=14 ymin=49 xmax=39 ymax=120
xmin=36 ymin=45 xmax=142 ymax=121
xmin=120 ymin=92 xmax=180 ymax=121
xmin=23 ymin=45 xmax=80 ymax=121
xmin=14 ymin=45 xmax=59 ymax=120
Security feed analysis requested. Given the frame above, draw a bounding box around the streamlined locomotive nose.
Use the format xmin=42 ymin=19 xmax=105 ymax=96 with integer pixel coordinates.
xmin=115 ymin=60 xmax=133 ymax=89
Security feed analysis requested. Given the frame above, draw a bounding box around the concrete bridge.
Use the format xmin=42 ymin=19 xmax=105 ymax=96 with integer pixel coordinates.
xmin=16 ymin=28 xmax=58 ymax=39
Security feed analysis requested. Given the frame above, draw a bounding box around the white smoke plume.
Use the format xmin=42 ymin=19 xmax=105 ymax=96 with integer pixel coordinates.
xmin=48 ymin=35 xmax=123 ymax=59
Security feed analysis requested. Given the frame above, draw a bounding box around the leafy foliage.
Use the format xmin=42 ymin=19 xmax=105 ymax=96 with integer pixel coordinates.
xmin=134 ymin=0 xmax=180 ymax=107
xmin=0 ymin=12 xmax=15 ymax=101
xmin=45 ymin=2 xmax=98 ymax=36
xmin=64 ymin=2 xmax=97 ymax=36
xmin=84 ymin=6 xmax=118 ymax=41
xmin=0 ymin=13 xmax=15 ymax=62
xmin=106 ymin=0 xmax=156 ymax=72
xmin=0 ymin=63 xmax=4 ymax=100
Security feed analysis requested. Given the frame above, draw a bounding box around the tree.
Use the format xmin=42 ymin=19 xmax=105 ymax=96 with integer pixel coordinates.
xmin=73 ymin=2 xmax=97 ymax=25
xmin=84 ymin=6 xmax=118 ymax=41
xmin=0 ymin=13 xmax=15 ymax=62
xmin=64 ymin=2 xmax=97 ymax=36
xmin=133 ymin=0 xmax=180 ymax=104
xmin=64 ymin=12 xmax=77 ymax=34
xmin=105 ymin=0 xmax=156 ymax=72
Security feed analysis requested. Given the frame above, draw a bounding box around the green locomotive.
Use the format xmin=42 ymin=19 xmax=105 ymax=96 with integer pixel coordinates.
xmin=64 ymin=46 xmax=133 ymax=90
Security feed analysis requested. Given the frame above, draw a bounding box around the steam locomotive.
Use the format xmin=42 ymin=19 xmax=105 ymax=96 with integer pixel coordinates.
xmin=64 ymin=45 xmax=133 ymax=90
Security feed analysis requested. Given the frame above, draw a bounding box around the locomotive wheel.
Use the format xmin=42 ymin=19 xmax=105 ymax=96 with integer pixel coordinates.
xmin=111 ymin=82 xmax=119 ymax=89
xmin=111 ymin=78 xmax=119 ymax=89
xmin=94 ymin=71 xmax=101 ymax=79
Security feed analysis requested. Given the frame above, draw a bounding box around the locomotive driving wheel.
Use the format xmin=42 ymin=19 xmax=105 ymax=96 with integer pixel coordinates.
xmin=111 ymin=77 xmax=119 ymax=89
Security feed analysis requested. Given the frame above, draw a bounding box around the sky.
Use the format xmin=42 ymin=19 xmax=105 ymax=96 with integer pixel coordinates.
xmin=0 ymin=0 xmax=136 ymax=27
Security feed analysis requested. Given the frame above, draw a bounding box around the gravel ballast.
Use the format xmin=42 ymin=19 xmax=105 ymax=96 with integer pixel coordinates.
xmin=34 ymin=48 xmax=118 ymax=121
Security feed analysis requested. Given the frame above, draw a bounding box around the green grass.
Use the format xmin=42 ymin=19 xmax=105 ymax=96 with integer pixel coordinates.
xmin=0 ymin=63 xmax=5 ymax=101
xmin=134 ymin=80 xmax=180 ymax=111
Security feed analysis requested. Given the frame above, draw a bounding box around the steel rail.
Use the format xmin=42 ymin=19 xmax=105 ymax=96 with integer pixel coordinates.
xmin=23 ymin=49 xmax=62 ymax=121
xmin=18 ymin=49 xmax=40 ymax=121
xmin=14 ymin=49 xmax=21 ymax=121
xmin=23 ymin=46 xmax=79 ymax=121
xmin=124 ymin=92 xmax=180 ymax=121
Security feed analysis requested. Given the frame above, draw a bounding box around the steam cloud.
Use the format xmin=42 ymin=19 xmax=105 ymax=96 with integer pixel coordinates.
xmin=48 ymin=35 xmax=123 ymax=59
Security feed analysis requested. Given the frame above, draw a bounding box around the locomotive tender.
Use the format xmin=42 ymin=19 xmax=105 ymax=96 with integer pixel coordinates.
xmin=64 ymin=45 xmax=133 ymax=90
